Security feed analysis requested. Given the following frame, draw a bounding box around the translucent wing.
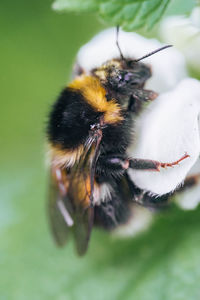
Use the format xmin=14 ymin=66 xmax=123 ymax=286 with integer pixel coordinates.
xmin=48 ymin=171 xmax=72 ymax=246
xmin=48 ymin=130 xmax=102 ymax=255
xmin=66 ymin=161 xmax=95 ymax=256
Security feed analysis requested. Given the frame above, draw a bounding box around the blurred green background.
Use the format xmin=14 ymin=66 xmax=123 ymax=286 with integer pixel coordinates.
xmin=1 ymin=0 xmax=200 ymax=299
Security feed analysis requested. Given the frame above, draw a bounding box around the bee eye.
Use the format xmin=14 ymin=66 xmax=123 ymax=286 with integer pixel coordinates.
xmin=124 ymin=73 xmax=132 ymax=82
xmin=117 ymin=72 xmax=132 ymax=84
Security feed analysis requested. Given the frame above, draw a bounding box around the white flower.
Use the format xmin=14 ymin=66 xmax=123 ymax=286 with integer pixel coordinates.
xmin=77 ymin=28 xmax=187 ymax=93
xmin=160 ymin=7 xmax=200 ymax=74
xmin=76 ymin=28 xmax=200 ymax=234
xmin=128 ymin=78 xmax=200 ymax=195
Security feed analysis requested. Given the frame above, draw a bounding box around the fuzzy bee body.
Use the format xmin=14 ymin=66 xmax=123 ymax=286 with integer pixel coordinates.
xmin=47 ymin=30 xmax=197 ymax=255
xmin=47 ymin=56 xmax=159 ymax=254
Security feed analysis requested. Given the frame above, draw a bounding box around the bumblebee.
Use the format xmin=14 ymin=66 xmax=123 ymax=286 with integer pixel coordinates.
xmin=47 ymin=29 xmax=190 ymax=255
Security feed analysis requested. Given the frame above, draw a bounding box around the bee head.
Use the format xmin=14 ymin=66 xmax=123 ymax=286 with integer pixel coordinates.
xmin=109 ymin=60 xmax=151 ymax=92
xmin=93 ymin=59 xmax=151 ymax=95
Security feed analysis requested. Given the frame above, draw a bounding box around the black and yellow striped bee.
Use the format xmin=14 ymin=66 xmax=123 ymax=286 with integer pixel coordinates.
xmin=46 ymin=29 xmax=189 ymax=255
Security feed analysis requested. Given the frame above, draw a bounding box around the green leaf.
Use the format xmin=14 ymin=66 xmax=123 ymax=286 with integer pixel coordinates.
xmin=52 ymin=0 xmax=98 ymax=13
xmin=52 ymin=0 xmax=195 ymax=31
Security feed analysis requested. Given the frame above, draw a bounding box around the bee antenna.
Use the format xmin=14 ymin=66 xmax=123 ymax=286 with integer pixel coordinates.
xmin=133 ymin=45 xmax=173 ymax=63
xmin=116 ymin=26 xmax=126 ymax=61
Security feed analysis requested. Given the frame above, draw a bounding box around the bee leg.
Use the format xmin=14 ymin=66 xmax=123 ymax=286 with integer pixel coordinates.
xmin=129 ymin=153 xmax=189 ymax=171
xmin=138 ymin=192 xmax=170 ymax=209
xmin=97 ymin=154 xmax=189 ymax=178
xmin=97 ymin=155 xmax=130 ymax=175
xmin=137 ymin=173 xmax=200 ymax=208
xmin=128 ymin=89 xmax=158 ymax=113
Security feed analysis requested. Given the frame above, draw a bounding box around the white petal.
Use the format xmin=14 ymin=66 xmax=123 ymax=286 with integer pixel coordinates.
xmin=177 ymin=148 xmax=200 ymax=210
xmin=77 ymin=28 xmax=187 ymax=93
xmin=160 ymin=8 xmax=200 ymax=74
xmin=188 ymin=159 xmax=200 ymax=175
xmin=191 ymin=7 xmax=200 ymax=28
xmin=128 ymin=78 xmax=200 ymax=195
xmin=175 ymin=185 xmax=200 ymax=210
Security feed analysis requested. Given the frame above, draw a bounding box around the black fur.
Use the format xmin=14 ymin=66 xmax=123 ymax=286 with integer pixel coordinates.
xmin=47 ymin=88 xmax=133 ymax=156
xmin=94 ymin=194 xmax=131 ymax=229
xmin=94 ymin=176 xmax=133 ymax=229
xmin=100 ymin=112 xmax=133 ymax=155
xmin=47 ymin=88 xmax=101 ymax=149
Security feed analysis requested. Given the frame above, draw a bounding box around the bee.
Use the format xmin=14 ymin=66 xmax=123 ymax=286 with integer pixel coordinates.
xmin=47 ymin=28 xmax=192 ymax=255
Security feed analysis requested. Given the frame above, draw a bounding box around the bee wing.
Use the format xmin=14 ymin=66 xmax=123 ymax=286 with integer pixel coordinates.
xmin=48 ymin=170 xmax=73 ymax=246
xmin=66 ymin=146 xmax=97 ymax=255
xmin=48 ymin=132 xmax=102 ymax=255
xmin=72 ymin=204 xmax=94 ymax=256
xmin=48 ymin=165 xmax=95 ymax=255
